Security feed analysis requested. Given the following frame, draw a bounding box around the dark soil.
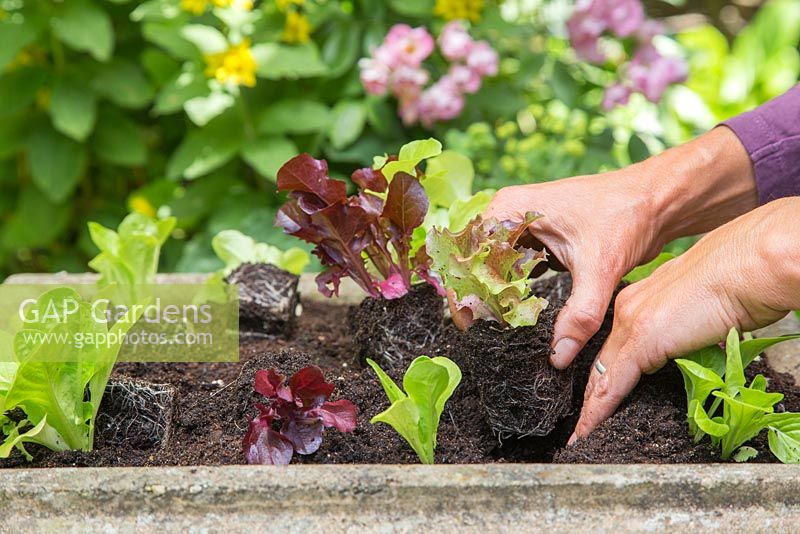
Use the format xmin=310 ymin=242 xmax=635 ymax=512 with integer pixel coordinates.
xmin=226 ymin=263 xmax=300 ymax=337
xmin=348 ymin=283 xmax=443 ymax=369
xmin=3 ymin=273 xmax=799 ymax=467
xmin=455 ymin=304 xmax=574 ymax=437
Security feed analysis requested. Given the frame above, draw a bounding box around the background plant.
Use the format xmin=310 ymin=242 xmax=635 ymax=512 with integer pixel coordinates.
xmin=0 ymin=0 xmax=795 ymax=278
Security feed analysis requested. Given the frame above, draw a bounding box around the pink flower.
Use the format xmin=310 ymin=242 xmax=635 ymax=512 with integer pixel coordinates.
xmin=567 ymin=6 xmax=607 ymax=64
xmin=381 ymin=24 xmax=435 ymax=68
xmin=398 ymin=97 xmax=420 ymax=126
xmin=358 ymin=58 xmax=390 ymax=96
xmin=636 ymin=19 xmax=664 ymax=43
xmin=438 ymin=21 xmax=473 ymax=61
xmin=390 ymin=65 xmax=429 ymax=99
xmin=466 ymin=41 xmax=499 ymax=77
xmin=605 ymin=0 xmax=645 ymax=38
xmin=602 ymin=83 xmax=632 ymax=109
xmin=449 ymin=64 xmax=482 ymax=94
xmin=418 ymin=76 xmax=465 ymax=128
xmin=628 ymin=54 xmax=687 ymax=103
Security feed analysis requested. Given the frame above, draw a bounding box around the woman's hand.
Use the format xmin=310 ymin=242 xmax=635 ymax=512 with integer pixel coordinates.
xmin=571 ymin=197 xmax=800 ymax=443
xmin=465 ymin=126 xmax=759 ymax=370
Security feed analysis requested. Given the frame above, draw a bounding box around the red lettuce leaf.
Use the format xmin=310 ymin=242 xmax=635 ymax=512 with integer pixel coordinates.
xmin=351 ymin=166 xmax=387 ymax=193
xmin=243 ymin=417 xmax=294 ymax=466
xmin=313 ymin=399 xmax=358 ymax=432
xmin=277 ymin=154 xmax=346 ymax=206
xmin=288 ymin=365 xmax=335 ymax=408
xmin=243 ymin=366 xmax=357 ymax=465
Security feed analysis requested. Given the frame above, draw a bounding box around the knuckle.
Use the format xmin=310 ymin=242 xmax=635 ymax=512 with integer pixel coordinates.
xmin=567 ymin=307 xmax=604 ymax=339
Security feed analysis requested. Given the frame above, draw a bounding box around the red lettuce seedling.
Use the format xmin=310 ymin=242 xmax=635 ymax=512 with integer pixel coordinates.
xmin=426 ymin=212 xmax=549 ymax=328
xmin=274 ymin=139 xmax=443 ymax=300
xmin=243 ymin=366 xmax=357 ymax=465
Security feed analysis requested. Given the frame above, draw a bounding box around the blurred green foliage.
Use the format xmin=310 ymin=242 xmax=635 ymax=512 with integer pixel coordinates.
xmin=0 ymin=0 xmax=798 ymax=276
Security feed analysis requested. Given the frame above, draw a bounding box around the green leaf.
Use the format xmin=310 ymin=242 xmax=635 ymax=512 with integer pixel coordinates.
xmin=1 ymin=187 xmax=71 ymax=250
xmin=184 ymin=91 xmax=235 ymax=127
xmin=328 ymin=100 xmax=367 ymax=150
xmin=685 ymin=345 xmax=726 ymax=378
xmin=691 ymin=399 xmax=729 ymax=437
xmin=89 ymin=212 xmax=176 ymax=287
xmin=27 ymin=125 xmax=86 ymax=203
xmin=251 ymin=43 xmax=328 ymax=79
xmin=154 ymin=67 xmax=209 ymax=115
xmin=388 ymin=0 xmax=434 ymax=16
xmin=724 ymin=327 xmax=745 ymax=394
xmin=732 ymin=446 xmax=758 ymax=463
xmin=675 ymin=358 xmax=725 ymax=409
xmin=381 ymin=138 xmax=443 ymax=180
xmin=181 ymin=24 xmax=228 ymax=54
xmin=51 ymin=0 xmax=114 ymax=62
xmin=446 ymin=191 xmax=494 ymax=233
xmin=627 ymin=134 xmax=650 ymax=164
xmin=713 ymin=390 xmax=770 ymax=459
xmin=50 ymin=75 xmax=97 ymax=142
xmin=0 ymin=113 xmax=29 ymax=160
xmin=739 ymin=334 xmax=800 ymax=368
xmin=167 ymin=113 xmax=243 ymax=180
xmin=766 ymin=412 xmax=800 ymax=463
xmin=92 ymin=108 xmax=147 ymax=167
xmin=0 ymin=7 xmax=46 ymax=71
xmin=366 ymin=358 xmax=406 ymax=404
xmin=90 ymin=59 xmax=155 ymax=109
xmin=0 ymin=418 xmax=63 ymax=460
xmin=422 ymin=151 xmax=475 ymax=207
xmin=212 ymin=229 xmax=308 ymax=275
xmin=0 ymin=67 xmax=46 ymax=118
xmin=368 ymin=356 xmax=461 ymax=464
xmin=321 ymin=23 xmax=362 ymax=78
xmin=257 ymin=99 xmax=333 ymax=135
xmin=624 ymin=252 xmax=676 ymax=283
xmin=241 ymin=136 xmax=298 ymax=181
xmin=143 ymin=21 xmax=200 ymax=60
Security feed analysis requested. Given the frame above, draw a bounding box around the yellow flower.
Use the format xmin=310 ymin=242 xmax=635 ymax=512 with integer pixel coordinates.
xmin=282 ymin=11 xmax=311 ymax=44
xmin=275 ymin=0 xmax=304 ymax=12
xmin=180 ymin=0 xmax=208 ymax=14
xmin=214 ymin=0 xmax=254 ymax=9
xmin=129 ymin=197 xmax=157 ymax=219
xmin=434 ymin=0 xmax=485 ymax=22
xmin=35 ymin=89 xmax=51 ymax=111
xmin=181 ymin=0 xmax=253 ymax=14
xmin=204 ymin=39 xmax=258 ymax=87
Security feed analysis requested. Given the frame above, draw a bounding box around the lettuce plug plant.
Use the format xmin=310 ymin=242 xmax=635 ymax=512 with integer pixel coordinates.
xmin=367 ymin=356 xmax=461 ymax=464
xmin=0 ymin=288 xmax=141 ymax=459
xmin=676 ymin=327 xmax=800 ymax=463
xmin=243 ymin=366 xmax=357 ymax=466
xmin=211 ymin=229 xmax=309 ymax=277
xmin=275 ymin=139 xmax=447 ymax=300
xmin=426 ymin=212 xmax=549 ymax=328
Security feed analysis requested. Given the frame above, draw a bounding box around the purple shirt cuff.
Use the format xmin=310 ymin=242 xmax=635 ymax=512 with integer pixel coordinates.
xmin=722 ymin=84 xmax=800 ymax=204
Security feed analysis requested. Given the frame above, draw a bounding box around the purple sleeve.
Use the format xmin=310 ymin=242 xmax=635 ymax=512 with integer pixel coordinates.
xmin=722 ymin=84 xmax=800 ymax=204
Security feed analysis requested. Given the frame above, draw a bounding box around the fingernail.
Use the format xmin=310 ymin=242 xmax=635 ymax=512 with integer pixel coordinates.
xmin=551 ymin=338 xmax=580 ymax=369
xmin=567 ymin=432 xmax=578 ymax=446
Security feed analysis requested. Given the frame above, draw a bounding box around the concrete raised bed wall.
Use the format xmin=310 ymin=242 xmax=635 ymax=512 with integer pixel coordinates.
xmin=3 ymin=273 xmax=800 ymax=531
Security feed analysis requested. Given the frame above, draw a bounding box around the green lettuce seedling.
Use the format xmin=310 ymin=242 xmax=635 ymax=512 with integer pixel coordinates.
xmin=212 ymin=229 xmax=309 ymax=276
xmin=367 ymin=356 xmax=461 ymax=464
xmin=89 ymin=212 xmax=176 ymax=287
xmin=426 ymin=212 xmax=548 ymax=328
xmin=676 ymin=327 xmax=800 ymax=462
xmin=0 ymin=288 xmax=140 ymax=459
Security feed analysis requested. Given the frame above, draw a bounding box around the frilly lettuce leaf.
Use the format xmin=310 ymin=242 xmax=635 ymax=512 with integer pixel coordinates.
xmin=212 ymin=229 xmax=309 ymax=276
xmin=426 ymin=212 xmax=548 ymax=328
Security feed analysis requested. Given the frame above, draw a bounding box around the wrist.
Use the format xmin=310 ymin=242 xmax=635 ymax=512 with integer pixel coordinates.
xmin=646 ymin=126 xmax=759 ymax=244
xmin=760 ymin=198 xmax=800 ymax=309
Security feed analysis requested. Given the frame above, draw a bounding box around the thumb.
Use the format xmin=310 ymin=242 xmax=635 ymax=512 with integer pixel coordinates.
xmin=550 ymin=268 xmax=617 ymax=369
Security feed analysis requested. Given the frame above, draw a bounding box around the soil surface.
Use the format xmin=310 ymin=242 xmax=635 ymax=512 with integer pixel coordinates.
xmin=3 ymin=273 xmax=799 ymax=467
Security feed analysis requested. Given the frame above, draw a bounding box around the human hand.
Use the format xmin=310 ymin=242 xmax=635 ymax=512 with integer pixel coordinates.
xmin=450 ymin=127 xmax=758 ymax=370
xmin=571 ymin=197 xmax=800 ymax=443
